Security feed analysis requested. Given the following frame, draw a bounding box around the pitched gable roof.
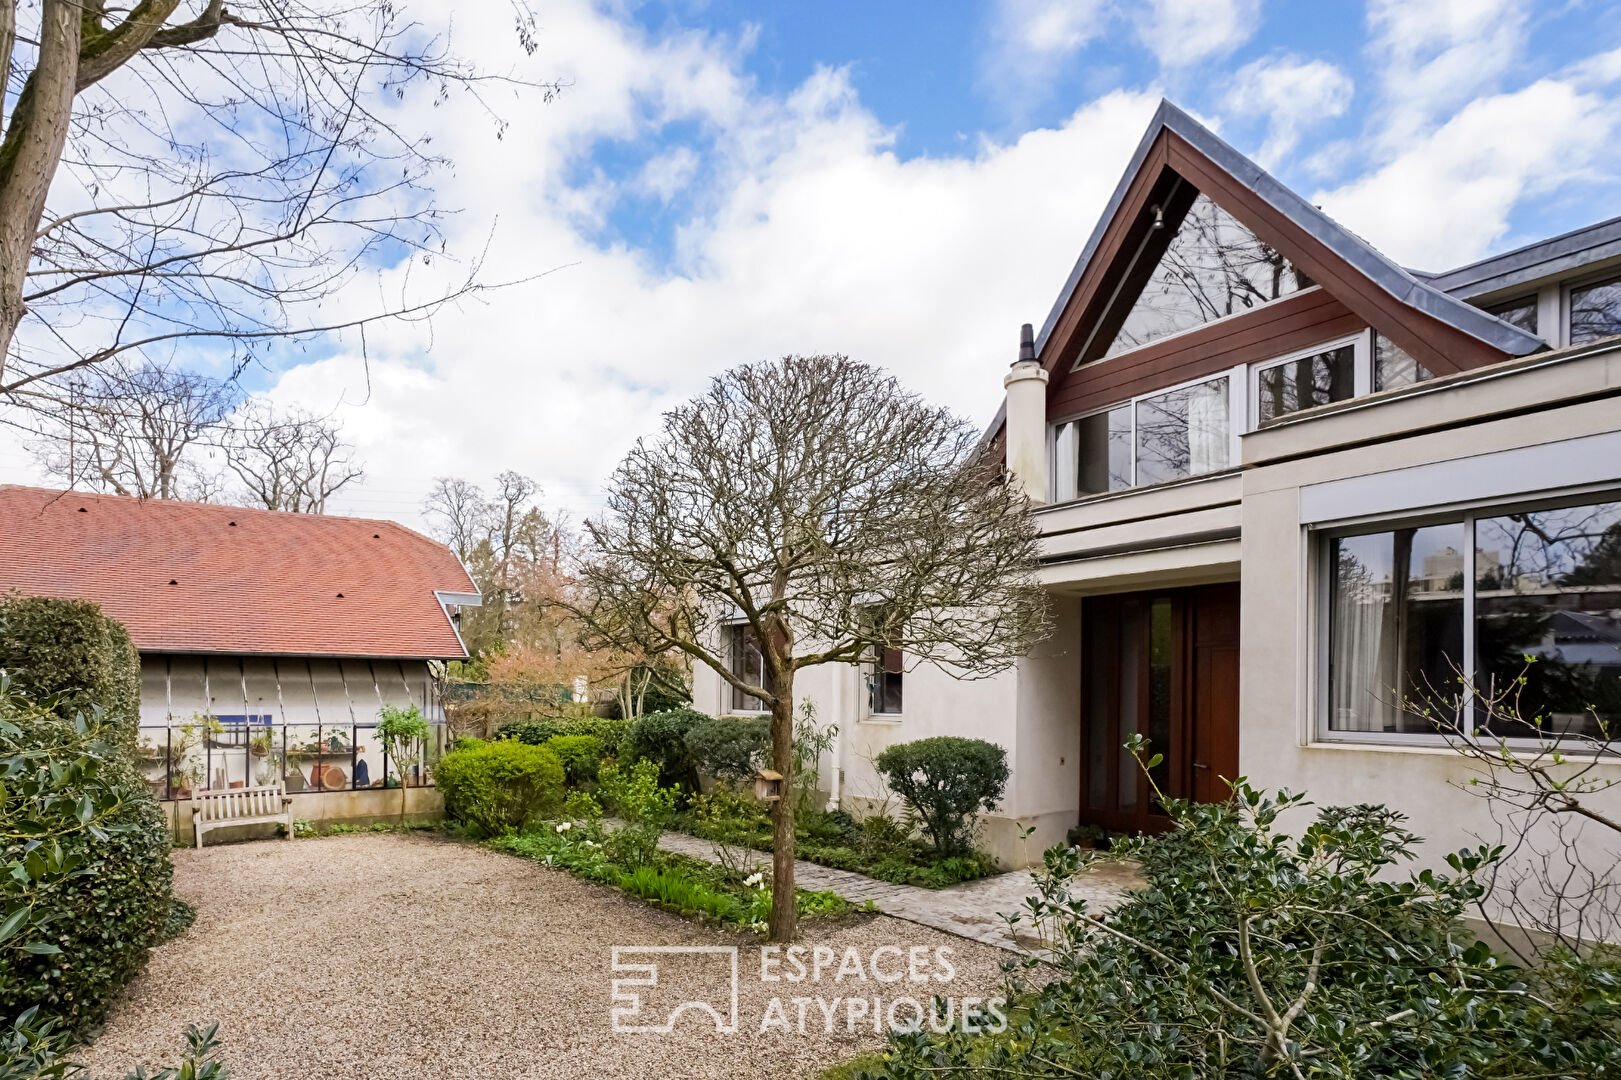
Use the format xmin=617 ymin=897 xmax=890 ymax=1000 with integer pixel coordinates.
xmin=0 ymin=485 xmax=478 ymax=659
xmin=985 ymin=100 xmax=1545 ymax=446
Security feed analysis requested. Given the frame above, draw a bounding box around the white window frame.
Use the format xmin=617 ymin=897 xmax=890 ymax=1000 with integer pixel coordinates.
xmin=1048 ymin=367 xmax=1242 ymax=502
xmin=1312 ymin=485 xmax=1621 ymax=749
xmin=1249 ymin=331 xmax=1370 ymax=428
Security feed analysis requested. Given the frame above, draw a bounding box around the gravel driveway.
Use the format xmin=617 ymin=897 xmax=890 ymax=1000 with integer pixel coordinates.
xmin=75 ymin=833 xmax=1011 ymax=1080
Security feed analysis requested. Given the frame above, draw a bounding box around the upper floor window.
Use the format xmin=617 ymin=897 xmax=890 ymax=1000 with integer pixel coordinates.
xmin=1103 ymin=193 xmax=1313 ymax=359
xmin=1372 ymin=333 xmax=1433 ymax=391
xmin=1570 ymin=275 xmax=1621 ymax=346
xmin=1485 ymin=294 xmax=1538 ymax=336
xmin=1052 ymin=373 xmax=1233 ymax=500
xmin=1323 ymin=494 xmax=1621 ymax=742
xmin=1254 ymin=341 xmax=1356 ymax=424
xmin=725 ymin=623 xmax=771 ymax=712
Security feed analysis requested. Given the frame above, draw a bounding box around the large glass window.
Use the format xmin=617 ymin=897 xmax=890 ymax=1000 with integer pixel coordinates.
xmin=1474 ymin=501 xmax=1621 ymax=738
xmin=1104 ymin=193 xmax=1312 ymax=359
xmin=1570 ymin=276 xmax=1621 ymax=345
xmin=1373 ymin=333 xmax=1433 ymax=391
xmin=1327 ymin=524 xmax=1466 ymax=734
xmin=727 ymin=623 xmax=771 ymax=712
xmin=1135 ymin=377 xmax=1231 ymax=486
xmin=1325 ymin=495 xmax=1621 ymax=741
xmin=1051 ymin=376 xmax=1232 ymax=500
xmin=1256 ymin=343 xmax=1355 ymax=424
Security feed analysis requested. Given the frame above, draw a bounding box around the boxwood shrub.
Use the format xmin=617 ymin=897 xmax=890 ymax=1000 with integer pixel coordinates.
xmin=0 ymin=594 xmax=141 ymax=750
xmin=683 ymin=714 xmax=768 ymax=782
xmin=874 ymin=736 xmax=1008 ymax=856
xmin=0 ymin=693 xmax=173 ymax=1035
xmin=622 ymin=708 xmax=709 ymax=793
xmin=543 ymin=734 xmax=603 ymax=786
xmin=497 ymin=715 xmax=629 ymax=758
xmin=436 ymin=738 xmax=566 ymax=836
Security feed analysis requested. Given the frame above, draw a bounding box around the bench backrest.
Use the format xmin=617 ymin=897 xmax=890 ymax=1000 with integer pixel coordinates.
xmin=193 ymin=783 xmax=287 ymax=823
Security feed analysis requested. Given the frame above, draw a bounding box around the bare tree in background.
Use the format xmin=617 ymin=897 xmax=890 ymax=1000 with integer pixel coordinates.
xmin=423 ymin=476 xmax=491 ymax=563
xmin=572 ymin=354 xmax=1052 ymax=941
xmin=489 ymin=470 xmax=540 ymax=635
xmin=0 ymin=0 xmax=559 ymax=406
xmin=31 ymin=358 xmax=236 ymax=498
xmin=225 ymin=400 xmax=363 ymax=512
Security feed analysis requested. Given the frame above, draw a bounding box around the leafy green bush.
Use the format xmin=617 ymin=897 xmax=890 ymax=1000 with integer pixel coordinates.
xmin=497 ymin=715 xmax=628 ymax=758
xmin=622 ymin=707 xmax=708 ymax=793
xmin=434 ymin=738 xmax=565 ymax=836
xmin=599 ymin=759 xmax=677 ymax=866
xmin=874 ymin=736 xmax=1008 ymax=856
xmin=683 ymin=714 xmax=768 ymax=782
xmin=863 ymin=776 xmax=1621 ymax=1080
xmin=0 ymin=594 xmax=141 ymax=749
xmin=543 ymin=734 xmax=603 ymax=785
xmin=0 ymin=691 xmax=174 ymax=1034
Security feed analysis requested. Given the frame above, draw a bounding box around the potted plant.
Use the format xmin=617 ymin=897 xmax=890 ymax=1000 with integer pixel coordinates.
xmin=1066 ymin=823 xmax=1106 ymax=850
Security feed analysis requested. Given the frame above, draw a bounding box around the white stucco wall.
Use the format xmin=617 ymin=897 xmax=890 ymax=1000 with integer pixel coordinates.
xmin=1238 ymin=349 xmax=1621 ymax=928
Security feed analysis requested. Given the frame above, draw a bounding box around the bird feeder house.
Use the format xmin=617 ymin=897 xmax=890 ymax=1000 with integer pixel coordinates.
xmin=754 ymin=769 xmax=783 ymax=803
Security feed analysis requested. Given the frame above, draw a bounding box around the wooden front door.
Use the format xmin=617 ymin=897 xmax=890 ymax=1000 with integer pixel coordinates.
xmin=1079 ymin=583 xmax=1240 ymax=834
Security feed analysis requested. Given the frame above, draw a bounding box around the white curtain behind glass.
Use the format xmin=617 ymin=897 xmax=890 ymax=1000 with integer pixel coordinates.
xmin=1187 ymin=378 xmax=1229 ymax=475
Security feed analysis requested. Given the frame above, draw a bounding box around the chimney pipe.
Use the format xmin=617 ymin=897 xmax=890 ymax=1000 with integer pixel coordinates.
xmin=1002 ymin=322 xmax=1049 ymax=503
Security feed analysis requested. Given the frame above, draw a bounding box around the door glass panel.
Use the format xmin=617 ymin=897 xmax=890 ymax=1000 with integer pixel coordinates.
xmin=1474 ymin=500 xmax=1621 ymax=739
xmin=1084 ymin=611 xmax=1110 ymax=812
xmin=1147 ymin=598 xmax=1173 ymax=814
xmin=1116 ymin=600 xmax=1140 ymax=813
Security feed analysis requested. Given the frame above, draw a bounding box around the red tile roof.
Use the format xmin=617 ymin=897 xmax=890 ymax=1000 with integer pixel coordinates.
xmin=0 ymin=485 xmax=477 ymax=659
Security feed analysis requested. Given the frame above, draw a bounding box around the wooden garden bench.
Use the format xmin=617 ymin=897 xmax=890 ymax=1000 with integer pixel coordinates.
xmin=191 ymin=782 xmax=294 ymax=848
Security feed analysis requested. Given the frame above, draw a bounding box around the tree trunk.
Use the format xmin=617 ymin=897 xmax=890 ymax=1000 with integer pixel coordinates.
xmin=0 ymin=0 xmax=81 ymax=381
xmin=768 ymin=668 xmax=797 ymax=943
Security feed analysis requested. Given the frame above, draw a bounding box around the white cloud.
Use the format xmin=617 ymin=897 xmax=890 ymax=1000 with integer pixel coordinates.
xmin=1313 ymin=74 xmax=1621 ymax=270
xmin=1224 ymin=54 xmax=1353 ymax=166
xmin=1135 ymin=0 xmax=1263 ymax=69
xmin=633 ymin=146 xmax=701 ymax=202
xmin=1365 ymin=0 xmax=1530 ymax=151
xmin=978 ymin=0 xmax=1113 ymax=115
xmin=231 ymin=2 xmax=1160 ymax=529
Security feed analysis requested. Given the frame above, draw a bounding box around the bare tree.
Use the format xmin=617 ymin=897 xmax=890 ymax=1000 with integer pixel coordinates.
xmin=572 ymin=355 xmax=1052 ymax=941
xmin=423 ymin=476 xmax=490 ymax=563
xmin=225 ymin=400 xmax=363 ymax=512
xmin=489 ymin=470 xmax=539 ymax=636
xmin=0 ymin=1 xmax=559 ymax=403
xmin=30 ymin=358 xmax=236 ymax=498
xmin=1422 ymin=673 xmax=1621 ymax=960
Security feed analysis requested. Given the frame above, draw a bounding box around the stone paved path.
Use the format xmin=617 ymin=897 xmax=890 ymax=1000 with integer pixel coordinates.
xmin=659 ymin=831 xmax=1140 ymax=953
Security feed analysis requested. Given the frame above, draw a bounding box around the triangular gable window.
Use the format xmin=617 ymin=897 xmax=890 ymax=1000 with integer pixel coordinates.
xmin=1103 ymin=191 xmax=1312 ymax=359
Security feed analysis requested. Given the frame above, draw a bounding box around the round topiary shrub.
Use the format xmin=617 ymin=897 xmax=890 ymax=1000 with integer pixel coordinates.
xmin=874 ymin=736 xmax=1009 ymax=856
xmin=543 ymin=734 xmax=603 ymax=786
xmin=683 ymin=714 xmax=769 ymax=782
xmin=0 ymin=594 xmax=141 ymax=750
xmin=435 ymin=738 xmax=566 ymax=836
xmin=622 ymin=708 xmax=709 ymax=793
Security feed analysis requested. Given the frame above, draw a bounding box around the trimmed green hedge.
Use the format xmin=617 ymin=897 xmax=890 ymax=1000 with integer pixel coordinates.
xmin=0 ymin=598 xmax=174 ymax=1035
xmin=543 ymin=734 xmax=603 ymax=785
xmin=436 ymin=739 xmax=566 ymax=836
xmin=497 ymin=715 xmax=628 ymax=758
xmin=0 ymin=594 xmax=140 ymax=750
